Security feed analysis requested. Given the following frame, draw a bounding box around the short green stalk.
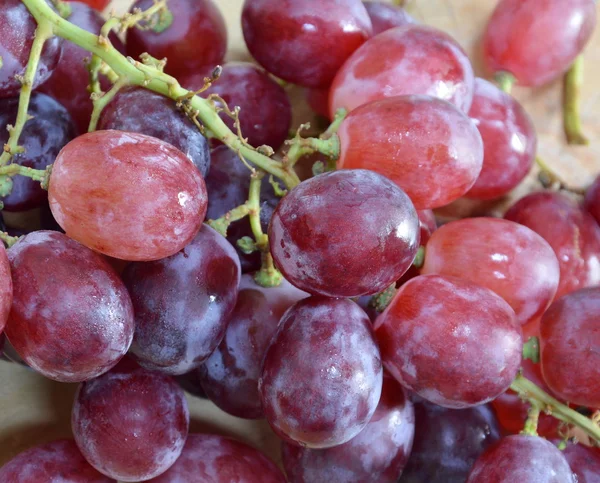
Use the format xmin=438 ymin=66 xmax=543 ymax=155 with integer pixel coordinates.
xmin=563 ymin=55 xmax=588 ymax=145
xmin=495 ymin=71 xmax=516 ymax=94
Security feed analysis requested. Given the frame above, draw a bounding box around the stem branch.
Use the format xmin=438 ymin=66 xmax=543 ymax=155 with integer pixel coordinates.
xmin=563 ymin=55 xmax=588 ymax=145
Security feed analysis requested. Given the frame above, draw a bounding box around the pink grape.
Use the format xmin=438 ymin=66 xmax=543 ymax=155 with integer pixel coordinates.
xmin=330 ymin=25 xmax=475 ymax=114
xmin=259 ymin=297 xmax=383 ymax=448
xmin=483 ymin=0 xmax=597 ymax=86
xmin=466 ymin=78 xmax=537 ymax=200
xmin=421 ymin=218 xmax=560 ymax=325
xmin=0 ymin=244 xmax=11 ymax=336
xmin=268 ymin=169 xmax=419 ymax=297
xmin=282 ymin=375 xmax=414 ymax=483
xmin=337 ymin=96 xmax=484 ymax=209
xmin=364 ymin=1 xmax=415 ymax=35
xmin=5 ymin=231 xmax=134 ymax=382
xmin=48 ymin=131 xmax=207 ymax=261
xmin=375 ymin=274 xmax=522 ymax=408
xmin=242 ymin=0 xmax=373 ymax=88
xmin=72 ymin=359 xmax=189 ymax=482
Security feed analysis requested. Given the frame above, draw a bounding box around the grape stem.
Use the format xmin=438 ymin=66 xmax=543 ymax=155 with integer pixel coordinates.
xmin=88 ymin=77 xmax=128 ymax=132
xmin=522 ymin=336 xmax=540 ymax=363
xmin=0 ymin=232 xmax=21 ymax=248
xmin=535 ymin=156 xmax=585 ymax=195
xmin=563 ymin=55 xmax=588 ymax=145
xmin=494 ymin=71 xmax=516 ymax=94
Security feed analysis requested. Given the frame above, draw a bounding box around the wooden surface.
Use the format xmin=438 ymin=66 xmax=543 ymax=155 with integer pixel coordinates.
xmin=1 ymin=0 xmax=599 ymax=470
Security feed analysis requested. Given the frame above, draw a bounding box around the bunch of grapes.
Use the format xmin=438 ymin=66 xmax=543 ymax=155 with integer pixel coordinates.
xmin=0 ymin=0 xmax=599 ymax=481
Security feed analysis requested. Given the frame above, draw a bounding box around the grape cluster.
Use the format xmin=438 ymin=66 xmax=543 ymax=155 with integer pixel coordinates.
xmin=0 ymin=0 xmax=599 ymax=481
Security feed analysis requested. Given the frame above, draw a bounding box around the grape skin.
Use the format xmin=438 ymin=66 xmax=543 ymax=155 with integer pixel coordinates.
xmin=560 ymin=441 xmax=600 ymax=483
xmin=363 ymin=1 xmax=415 ymax=35
xmin=584 ymin=174 xmax=600 ymax=225
xmin=0 ymin=244 xmax=11 ymax=337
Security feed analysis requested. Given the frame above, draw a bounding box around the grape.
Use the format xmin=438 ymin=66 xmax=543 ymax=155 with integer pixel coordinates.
xmin=539 ymin=287 xmax=600 ymax=408
xmin=505 ymin=191 xmax=600 ymax=299
xmin=259 ymin=297 xmax=382 ymax=448
xmin=66 ymin=0 xmax=110 ymax=10
xmin=0 ymin=244 xmax=11 ymax=336
xmin=483 ymin=0 xmax=597 ymax=87
xmin=122 ymin=224 xmax=241 ymax=376
xmin=5 ymin=231 xmax=134 ymax=382
xmin=584 ymin=175 xmax=600 ymax=225
xmin=0 ymin=0 xmax=63 ymax=98
xmin=48 ymin=131 xmax=207 ymax=261
xmin=282 ymin=374 xmax=414 ymax=483
xmin=466 ymin=78 xmax=537 ymax=200
xmin=467 ymin=435 xmax=575 ymax=482
xmin=337 ymin=96 xmax=484 ymax=210
xmin=126 ymin=0 xmax=227 ymax=78
xmin=363 ymin=1 xmax=415 ymax=35
xmin=147 ymin=434 xmax=286 ymax=483
xmin=72 ymin=359 xmax=189 ymax=482
xmin=268 ymin=169 xmax=419 ymax=297
xmin=0 ymin=439 xmax=115 ymax=482
xmin=329 ymin=25 xmax=475 ymax=115
xmin=305 ymin=88 xmax=331 ymax=119
xmin=205 ymin=146 xmax=279 ymax=273
xmin=375 ymin=274 xmax=522 ymax=408
xmin=561 ymin=442 xmax=600 ymax=483
xmin=182 ymin=62 xmax=293 ymax=151
xmin=397 ymin=210 xmax=438 ymax=286
xmin=399 ymin=402 xmax=501 ymax=483
xmin=40 ymin=2 xmax=125 ymax=134
xmin=242 ymin=0 xmax=372 ymax=88
xmin=97 ymin=87 xmax=211 ymax=176
xmin=0 ymin=93 xmax=75 ymax=212
xmin=421 ymin=218 xmax=560 ymax=325
xmin=198 ymin=275 xmax=308 ymax=419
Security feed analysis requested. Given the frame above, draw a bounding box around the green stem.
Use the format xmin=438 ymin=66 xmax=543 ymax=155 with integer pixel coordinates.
xmin=563 ymin=55 xmax=588 ymax=145
xmin=368 ymin=284 xmax=398 ymax=313
xmin=50 ymin=0 xmax=71 ymax=18
xmin=521 ymin=401 xmax=542 ymax=436
xmin=254 ymin=252 xmax=283 ymax=288
xmin=207 ymin=204 xmax=251 ymax=237
xmin=100 ymin=0 xmax=168 ymax=38
xmin=0 ymin=164 xmax=47 ymax=182
xmin=522 ymin=336 xmax=540 ymax=363
xmin=247 ymin=174 xmax=267 ymax=248
xmin=88 ymin=77 xmax=128 ymax=132
xmin=413 ymin=246 xmax=425 ymax=269
xmin=494 ymin=71 xmax=516 ymax=94
xmin=0 ymin=232 xmax=21 ymax=248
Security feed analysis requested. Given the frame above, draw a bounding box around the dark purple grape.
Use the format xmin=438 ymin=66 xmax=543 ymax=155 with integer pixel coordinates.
xmin=122 ymin=224 xmax=241 ymax=375
xmin=0 ymin=93 xmax=76 ymax=211
xmin=97 ymin=87 xmax=210 ymax=176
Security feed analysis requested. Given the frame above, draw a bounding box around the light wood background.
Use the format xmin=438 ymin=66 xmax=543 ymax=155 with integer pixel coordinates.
xmin=0 ymin=0 xmax=599 ymax=471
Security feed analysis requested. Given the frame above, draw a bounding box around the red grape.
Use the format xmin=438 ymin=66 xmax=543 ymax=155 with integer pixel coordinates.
xmin=122 ymin=224 xmax=241 ymax=376
xmin=330 ymin=25 xmax=475 ymax=115
xmin=66 ymin=0 xmax=110 ymax=10
xmin=467 ymin=435 xmax=575 ymax=482
xmin=466 ymin=78 xmax=537 ymax=200
xmin=337 ymin=96 xmax=484 ymax=209
xmin=483 ymin=0 xmax=597 ymax=86
xmin=0 ymin=93 xmax=76 ymax=212
xmin=282 ymin=375 xmax=414 ymax=483
xmin=126 ymin=0 xmax=227 ymax=79
xmin=0 ymin=244 xmax=11 ymax=336
xmin=242 ymin=0 xmax=372 ymax=88
xmin=259 ymin=297 xmax=383 ymax=448
xmin=305 ymin=87 xmax=331 ymax=119
xmin=147 ymin=434 xmax=286 ymax=483
xmin=421 ymin=218 xmax=560 ymax=325
xmin=584 ymin=174 xmax=600 ymax=225
xmin=399 ymin=402 xmax=501 ymax=482
xmin=417 ymin=210 xmax=437 ymax=245
xmin=505 ymin=191 xmax=600 ymax=299
xmin=363 ymin=1 xmax=415 ymax=35
xmin=182 ymin=62 xmax=292 ymax=151
xmin=0 ymin=0 xmax=63 ymax=98
xmin=72 ymin=360 xmax=189 ymax=481
xmin=48 ymin=131 xmax=207 ymax=261
xmin=5 ymin=231 xmax=134 ymax=382
xmin=0 ymin=439 xmax=115 ymax=482
xmin=561 ymin=442 xmax=600 ymax=483
xmin=539 ymin=287 xmax=600 ymax=408
xmin=268 ymin=169 xmax=419 ymax=297
xmin=198 ymin=275 xmax=308 ymax=419
xmin=375 ymin=274 xmax=522 ymax=408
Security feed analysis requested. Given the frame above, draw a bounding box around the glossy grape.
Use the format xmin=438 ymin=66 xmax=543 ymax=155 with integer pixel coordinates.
xmin=0 ymin=93 xmax=75 ymax=212
xmin=5 ymin=231 xmax=134 ymax=382
xmin=375 ymin=274 xmax=522 ymax=408
xmin=269 ymin=169 xmax=419 ymax=297
xmin=337 ymin=96 xmax=484 ymax=209
xmin=72 ymin=360 xmax=189 ymax=482
xmin=242 ymin=0 xmax=372 ymax=88
xmin=126 ymin=0 xmax=227 ymax=78
xmin=48 ymin=130 xmax=207 ymax=261
xmin=0 ymin=439 xmax=115 ymax=482
xmin=0 ymin=0 xmax=63 ymax=98
xmin=397 ymin=210 xmax=438 ymax=286
xmin=147 ymin=434 xmax=286 ymax=483
xmin=0 ymin=244 xmax=11 ymax=337
xmin=66 ymin=0 xmax=110 ymax=10
xmin=483 ymin=0 xmax=597 ymax=86
xmin=399 ymin=402 xmax=501 ymax=483
xmin=282 ymin=375 xmax=414 ymax=483
xmin=421 ymin=218 xmax=560 ymax=325
xmin=584 ymin=174 xmax=600 ymax=225
xmin=97 ymin=87 xmax=210 ymax=176
xmin=505 ymin=191 xmax=600 ymax=299
xmin=561 ymin=442 xmax=600 ymax=483
xmin=330 ymin=25 xmax=475 ymax=114
xmin=181 ymin=62 xmax=293 ymax=151
xmin=466 ymin=78 xmax=537 ymax=199
xmin=259 ymin=297 xmax=382 ymax=448
xmin=539 ymin=287 xmax=600 ymax=408
xmin=122 ymin=224 xmax=241 ymax=376
xmin=199 ymin=275 xmax=307 ymax=419
xmin=364 ymin=1 xmax=415 ymax=35
xmin=467 ymin=435 xmax=575 ymax=482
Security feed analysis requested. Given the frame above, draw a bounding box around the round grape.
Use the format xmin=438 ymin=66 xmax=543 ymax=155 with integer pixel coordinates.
xmin=66 ymin=0 xmax=110 ymax=10
xmin=561 ymin=441 xmax=600 ymax=483
xmin=0 ymin=244 xmax=11 ymax=336
xmin=364 ymin=1 xmax=415 ymax=35
xmin=584 ymin=174 xmax=600 ymax=225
